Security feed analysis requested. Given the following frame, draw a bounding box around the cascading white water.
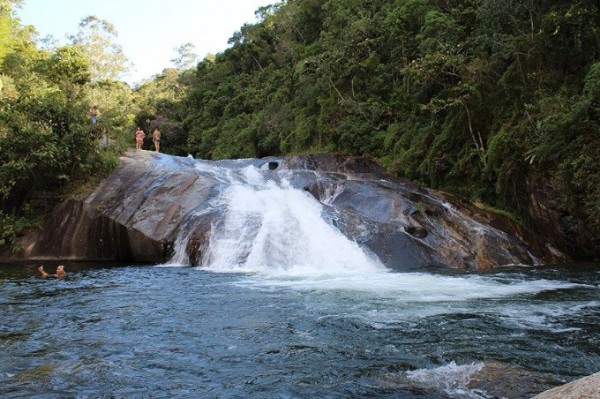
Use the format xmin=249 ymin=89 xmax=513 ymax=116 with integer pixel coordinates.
xmin=166 ymin=160 xmax=385 ymax=274
xmin=163 ymin=159 xmax=584 ymax=307
xmin=198 ymin=164 xmax=385 ymax=276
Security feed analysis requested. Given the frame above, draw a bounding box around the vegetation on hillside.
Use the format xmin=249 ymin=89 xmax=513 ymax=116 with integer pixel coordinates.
xmin=173 ymin=0 xmax=600 ymax=254
xmin=0 ymin=0 xmax=129 ymax=248
xmin=1 ymin=0 xmax=599 ymax=257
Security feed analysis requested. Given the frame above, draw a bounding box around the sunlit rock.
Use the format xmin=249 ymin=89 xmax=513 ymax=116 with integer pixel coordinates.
xmin=531 ymin=371 xmax=600 ymax=399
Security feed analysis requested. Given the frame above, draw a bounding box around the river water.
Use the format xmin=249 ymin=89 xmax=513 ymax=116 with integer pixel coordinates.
xmin=2 ymin=158 xmax=599 ymax=398
xmin=1 ymin=261 xmax=598 ymax=399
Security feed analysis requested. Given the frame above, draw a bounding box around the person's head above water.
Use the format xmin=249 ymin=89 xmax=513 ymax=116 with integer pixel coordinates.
xmin=56 ymin=265 xmax=66 ymax=279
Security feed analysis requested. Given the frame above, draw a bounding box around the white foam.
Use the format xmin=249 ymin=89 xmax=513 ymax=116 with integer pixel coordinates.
xmin=497 ymin=300 xmax=599 ymax=331
xmin=240 ymin=165 xmax=266 ymax=186
xmin=407 ymin=361 xmax=484 ymax=385
xmin=406 ymin=361 xmax=488 ymax=399
xmin=231 ymin=272 xmax=596 ymax=334
xmin=165 ymin=160 xmax=597 ymax=337
xmin=201 ymin=176 xmax=385 ymax=276
xmin=236 ymin=272 xmax=585 ymax=299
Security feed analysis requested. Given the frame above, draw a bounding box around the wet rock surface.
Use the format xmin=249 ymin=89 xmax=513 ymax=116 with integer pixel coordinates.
xmin=379 ymin=361 xmax=566 ymax=399
xmin=11 ymin=151 xmax=568 ymax=269
xmin=527 ymin=172 xmax=599 ymax=261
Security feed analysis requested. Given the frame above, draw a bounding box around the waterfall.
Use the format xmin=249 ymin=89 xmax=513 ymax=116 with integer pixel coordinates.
xmin=169 ymin=161 xmax=385 ymax=276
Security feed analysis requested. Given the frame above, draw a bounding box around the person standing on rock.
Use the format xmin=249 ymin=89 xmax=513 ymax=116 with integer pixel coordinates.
xmin=152 ymin=127 xmax=161 ymax=152
xmin=90 ymin=106 xmax=99 ymax=124
xmin=135 ymin=127 xmax=145 ymax=150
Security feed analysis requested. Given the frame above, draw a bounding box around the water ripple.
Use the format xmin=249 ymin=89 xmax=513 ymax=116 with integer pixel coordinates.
xmin=0 ymin=263 xmax=598 ymax=398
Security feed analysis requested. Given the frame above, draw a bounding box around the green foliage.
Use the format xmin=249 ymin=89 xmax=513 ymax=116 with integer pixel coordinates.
xmin=0 ymin=210 xmax=36 ymax=251
xmin=1 ymin=0 xmax=599 ymax=255
xmin=171 ymin=42 xmax=198 ymax=71
xmin=42 ymin=45 xmax=90 ymax=86
xmin=0 ymin=3 xmax=124 ymax=251
xmin=0 ymin=1 xmax=16 ymax=63
xmin=69 ymin=15 xmax=129 ymax=81
xmin=528 ymin=62 xmax=600 ymax=237
xmin=149 ymin=0 xmax=599 ymax=249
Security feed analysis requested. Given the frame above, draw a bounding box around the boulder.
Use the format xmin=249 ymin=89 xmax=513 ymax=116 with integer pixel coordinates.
xmin=527 ymin=172 xmax=599 ymax=260
xmin=7 ymin=151 xmax=569 ymax=269
xmin=531 ymin=371 xmax=600 ymax=399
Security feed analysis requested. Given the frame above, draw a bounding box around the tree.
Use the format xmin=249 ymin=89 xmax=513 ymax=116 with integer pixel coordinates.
xmin=0 ymin=0 xmax=23 ymax=63
xmin=67 ymin=15 xmax=136 ymax=142
xmin=0 ymin=4 xmax=120 ymax=251
xmin=69 ymin=15 xmax=129 ymax=82
xmin=171 ymin=42 xmax=198 ymax=71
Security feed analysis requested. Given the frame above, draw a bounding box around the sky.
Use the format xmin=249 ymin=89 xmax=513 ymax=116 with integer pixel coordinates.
xmin=16 ymin=0 xmax=276 ymax=85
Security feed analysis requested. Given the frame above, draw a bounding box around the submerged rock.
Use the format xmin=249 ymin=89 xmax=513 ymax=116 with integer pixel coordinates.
xmin=10 ymin=151 xmax=567 ymax=269
xmin=380 ymin=360 xmax=582 ymax=399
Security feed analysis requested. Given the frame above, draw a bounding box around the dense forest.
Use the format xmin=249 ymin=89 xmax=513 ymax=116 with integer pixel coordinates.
xmin=1 ymin=0 xmax=599 ymax=259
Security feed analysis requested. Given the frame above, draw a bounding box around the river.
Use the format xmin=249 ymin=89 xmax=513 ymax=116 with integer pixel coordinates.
xmin=1 ymin=261 xmax=598 ymax=398
xmin=2 ymin=155 xmax=599 ymax=398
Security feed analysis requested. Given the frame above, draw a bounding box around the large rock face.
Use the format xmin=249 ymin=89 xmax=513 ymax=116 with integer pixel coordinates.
xmin=527 ymin=172 xmax=599 ymax=260
xmin=12 ymin=151 xmax=567 ymax=269
xmin=531 ymin=371 xmax=600 ymax=399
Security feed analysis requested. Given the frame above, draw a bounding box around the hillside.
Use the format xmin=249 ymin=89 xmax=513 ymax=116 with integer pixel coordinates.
xmin=163 ymin=1 xmax=600 ymax=259
xmin=1 ymin=0 xmax=599 ymax=259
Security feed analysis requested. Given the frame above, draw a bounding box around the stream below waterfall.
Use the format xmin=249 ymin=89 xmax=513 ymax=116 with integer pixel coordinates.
xmin=1 ymin=262 xmax=598 ymax=398
xmin=2 ymin=156 xmax=599 ymax=398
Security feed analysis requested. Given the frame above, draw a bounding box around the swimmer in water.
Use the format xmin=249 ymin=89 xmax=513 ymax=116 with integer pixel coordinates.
xmin=38 ymin=265 xmax=49 ymax=278
xmin=38 ymin=265 xmax=67 ymax=279
xmin=55 ymin=265 xmax=66 ymax=279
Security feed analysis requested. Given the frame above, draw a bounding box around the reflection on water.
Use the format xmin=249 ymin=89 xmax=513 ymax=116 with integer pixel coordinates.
xmin=0 ymin=262 xmax=599 ymax=398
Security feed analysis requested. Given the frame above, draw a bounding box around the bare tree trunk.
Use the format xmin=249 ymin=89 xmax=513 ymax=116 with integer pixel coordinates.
xmin=463 ymin=102 xmax=486 ymax=166
xmin=329 ymin=78 xmax=345 ymax=101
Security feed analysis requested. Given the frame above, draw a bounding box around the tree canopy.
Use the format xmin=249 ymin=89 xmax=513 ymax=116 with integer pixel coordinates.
xmin=0 ymin=7 xmax=131 ymax=249
xmin=1 ymin=0 xmax=599 ymax=258
xmin=162 ymin=0 xmax=600 ymax=253
xmin=68 ymin=15 xmax=129 ymax=82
